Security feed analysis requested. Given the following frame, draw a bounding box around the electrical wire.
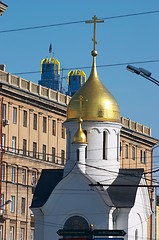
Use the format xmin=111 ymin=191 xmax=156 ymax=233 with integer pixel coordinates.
xmin=0 ymin=10 xmax=159 ymax=34
xmin=7 ymin=59 xmax=159 ymax=77
xmin=2 ymin=146 xmax=159 ymax=174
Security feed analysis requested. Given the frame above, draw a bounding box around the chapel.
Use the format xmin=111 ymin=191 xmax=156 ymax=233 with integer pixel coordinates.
xmin=31 ymin=16 xmax=151 ymax=240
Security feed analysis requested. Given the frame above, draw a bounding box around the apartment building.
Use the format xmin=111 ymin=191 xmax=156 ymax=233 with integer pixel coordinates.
xmin=120 ymin=117 xmax=157 ymax=240
xmin=0 ymin=67 xmax=70 ymax=240
xmin=0 ymin=66 xmax=158 ymax=240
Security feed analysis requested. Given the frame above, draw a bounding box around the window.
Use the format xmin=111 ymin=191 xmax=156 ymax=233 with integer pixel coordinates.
xmin=55 ymin=64 xmax=58 ymax=73
xmin=117 ymin=133 xmax=120 ymax=161
xmin=30 ymin=229 xmax=34 ymax=240
xmin=0 ymin=194 xmax=4 ymax=214
xmin=10 ymin=196 xmax=15 ymax=213
xmin=64 ymin=215 xmax=89 ymax=230
xmin=23 ymin=110 xmax=27 ymax=127
xmin=135 ymin=229 xmax=138 ymax=240
xmin=2 ymin=164 xmax=5 ymax=181
xmin=13 ymin=107 xmax=17 ymax=124
xmin=11 ymin=166 xmax=16 ymax=183
xmin=52 ymin=147 xmax=55 ymax=162
xmin=61 ymin=123 xmax=65 ymax=139
xmin=12 ymin=136 xmax=16 ymax=153
xmin=21 ymin=198 xmax=25 ymax=214
xmin=2 ymin=134 xmax=5 ymax=150
xmin=23 ymin=139 xmax=27 ymax=156
xmin=22 ymin=169 xmax=26 ymax=185
xmin=120 ymin=142 xmax=122 ymax=157
xmin=20 ymin=228 xmax=25 ymax=240
xmin=43 ymin=117 xmax=47 ymax=133
xmin=77 ymin=149 xmax=80 ymax=161
xmin=52 ymin=120 xmax=56 ymax=136
xmin=2 ymin=104 xmax=6 ymax=120
xmin=42 ymin=144 xmax=46 ymax=160
xmin=33 ymin=113 xmax=37 ymax=130
xmin=10 ymin=226 xmax=14 ymax=240
xmin=125 ymin=144 xmax=128 ymax=159
xmin=33 ymin=142 xmax=37 ymax=159
xmin=1 ymin=194 xmax=4 ymax=211
xmin=140 ymin=150 xmax=143 ymax=163
xmin=0 ymin=225 xmax=3 ymax=240
xmin=144 ymin=151 xmax=146 ymax=164
xmin=31 ymin=171 xmax=36 ymax=186
xmin=61 ymin=150 xmax=65 ymax=165
xmin=103 ymin=131 xmax=108 ymax=160
xmin=132 ymin=146 xmax=135 ymax=160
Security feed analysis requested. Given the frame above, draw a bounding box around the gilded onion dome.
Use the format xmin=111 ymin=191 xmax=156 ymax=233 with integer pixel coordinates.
xmin=67 ymin=54 xmax=120 ymax=122
xmin=72 ymin=119 xmax=87 ymax=144
xmin=67 ymin=15 xmax=120 ymax=122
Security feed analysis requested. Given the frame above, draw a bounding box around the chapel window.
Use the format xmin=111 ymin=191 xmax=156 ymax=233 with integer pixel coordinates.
xmin=103 ymin=131 xmax=108 ymax=160
xmin=63 ymin=216 xmax=89 ymax=230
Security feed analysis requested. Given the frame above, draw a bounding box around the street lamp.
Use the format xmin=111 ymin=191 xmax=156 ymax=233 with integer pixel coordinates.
xmin=127 ymin=66 xmax=159 ymax=239
xmin=126 ymin=65 xmax=159 ymax=87
xmin=152 ymin=143 xmax=159 ymax=240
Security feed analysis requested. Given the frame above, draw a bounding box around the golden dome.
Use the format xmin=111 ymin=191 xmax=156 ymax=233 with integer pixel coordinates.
xmin=67 ymin=56 xmax=120 ymax=122
xmin=72 ymin=119 xmax=87 ymax=144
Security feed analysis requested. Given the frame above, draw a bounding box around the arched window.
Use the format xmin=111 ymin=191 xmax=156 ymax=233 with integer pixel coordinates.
xmin=103 ymin=131 xmax=108 ymax=159
xmin=66 ymin=130 xmax=71 ymax=160
xmin=77 ymin=149 xmax=80 ymax=161
xmin=117 ymin=132 xmax=120 ymax=161
xmin=64 ymin=216 xmax=89 ymax=230
xmin=135 ymin=229 xmax=138 ymax=240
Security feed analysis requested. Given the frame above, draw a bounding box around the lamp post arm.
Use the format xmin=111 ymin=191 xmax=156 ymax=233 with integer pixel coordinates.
xmin=149 ymin=76 xmax=159 ymax=87
xmin=139 ymin=73 xmax=159 ymax=87
xmin=127 ymin=65 xmax=159 ymax=87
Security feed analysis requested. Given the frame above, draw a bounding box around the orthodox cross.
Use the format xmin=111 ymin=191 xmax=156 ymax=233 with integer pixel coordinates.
xmin=85 ymin=15 xmax=104 ymax=52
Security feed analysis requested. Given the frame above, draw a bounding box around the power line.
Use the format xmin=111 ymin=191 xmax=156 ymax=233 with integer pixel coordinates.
xmin=2 ymin=146 xmax=159 ymax=170
xmin=0 ymin=10 xmax=159 ymax=34
xmin=6 ymin=59 xmax=159 ymax=77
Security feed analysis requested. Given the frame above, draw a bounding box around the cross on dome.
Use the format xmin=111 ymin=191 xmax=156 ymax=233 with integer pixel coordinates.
xmin=85 ymin=15 xmax=104 ymax=56
xmin=74 ymin=95 xmax=88 ymax=119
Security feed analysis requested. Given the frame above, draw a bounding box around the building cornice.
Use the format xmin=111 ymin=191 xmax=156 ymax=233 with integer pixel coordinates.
xmin=0 ymin=81 xmax=67 ymax=117
xmin=0 ymin=2 xmax=8 ymax=16
xmin=121 ymin=126 xmax=158 ymax=147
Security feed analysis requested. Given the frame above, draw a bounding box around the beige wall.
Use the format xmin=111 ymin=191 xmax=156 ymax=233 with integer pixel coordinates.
xmin=2 ymin=97 xmax=66 ymax=164
xmin=0 ymin=71 xmax=69 ymax=240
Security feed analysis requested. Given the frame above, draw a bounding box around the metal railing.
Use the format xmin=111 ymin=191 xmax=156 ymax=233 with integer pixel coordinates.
xmin=2 ymin=146 xmax=65 ymax=166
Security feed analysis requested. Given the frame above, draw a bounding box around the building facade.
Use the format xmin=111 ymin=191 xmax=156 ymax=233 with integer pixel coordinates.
xmin=0 ymin=67 xmax=70 ymax=240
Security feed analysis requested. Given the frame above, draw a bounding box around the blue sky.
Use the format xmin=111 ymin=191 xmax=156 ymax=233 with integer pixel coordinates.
xmin=1 ymin=1 xmax=159 ymax=170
